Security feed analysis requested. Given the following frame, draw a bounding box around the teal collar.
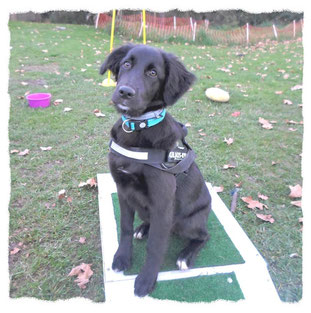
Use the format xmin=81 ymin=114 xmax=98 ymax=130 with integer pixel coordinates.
xmin=121 ymin=109 xmax=166 ymax=133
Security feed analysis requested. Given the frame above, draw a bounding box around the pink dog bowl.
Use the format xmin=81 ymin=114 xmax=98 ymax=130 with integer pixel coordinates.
xmin=26 ymin=93 xmax=51 ymax=108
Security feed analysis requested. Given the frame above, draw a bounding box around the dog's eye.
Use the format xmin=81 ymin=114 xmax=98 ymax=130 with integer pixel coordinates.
xmin=148 ymin=69 xmax=157 ymax=77
xmin=123 ymin=61 xmax=131 ymax=69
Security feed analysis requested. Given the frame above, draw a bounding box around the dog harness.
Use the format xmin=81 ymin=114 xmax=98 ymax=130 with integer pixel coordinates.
xmin=109 ymin=109 xmax=196 ymax=175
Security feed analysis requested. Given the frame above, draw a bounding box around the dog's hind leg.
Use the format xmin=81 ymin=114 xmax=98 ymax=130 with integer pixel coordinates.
xmin=133 ymin=223 xmax=150 ymax=240
xmin=176 ymin=235 xmax=209 ymax=270
xmin=175 ymin=202 xmax=211 ymax=271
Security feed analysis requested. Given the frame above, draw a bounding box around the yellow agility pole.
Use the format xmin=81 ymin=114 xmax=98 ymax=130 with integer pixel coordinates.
xmin=102 ymin=9 xmax=117 ymax=87
xmin=142 ymin=10 xmax=146 ymax=44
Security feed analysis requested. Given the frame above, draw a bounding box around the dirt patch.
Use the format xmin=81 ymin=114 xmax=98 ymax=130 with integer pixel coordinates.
xmin=26 ymin=79 xmax=48 ymax=86
xmin=23 ymin=63 xmax=59 ymax=73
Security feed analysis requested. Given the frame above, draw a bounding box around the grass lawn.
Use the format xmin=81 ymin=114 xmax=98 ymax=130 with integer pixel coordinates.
xmin=8 ymin=21 xmax=303 ymax=302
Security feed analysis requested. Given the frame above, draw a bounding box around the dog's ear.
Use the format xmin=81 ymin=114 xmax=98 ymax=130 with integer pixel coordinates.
xmin=99 ymin=44 xmax=134 ymax=79
xmin=162 ymin=52 xmax=196 ymax=106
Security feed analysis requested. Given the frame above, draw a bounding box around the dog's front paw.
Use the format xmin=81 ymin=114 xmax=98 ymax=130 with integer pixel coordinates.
xmin=112 ymin=254 xmax=131 ymax=272
xmin=134 ymin=272 xmax=157 ymax=297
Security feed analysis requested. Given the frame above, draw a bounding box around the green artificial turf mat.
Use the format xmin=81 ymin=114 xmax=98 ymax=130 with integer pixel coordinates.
xmin=150 ymin=272 xmax=244 ymax=302
xmin=111 ymin=193 xmax=244 ymax=275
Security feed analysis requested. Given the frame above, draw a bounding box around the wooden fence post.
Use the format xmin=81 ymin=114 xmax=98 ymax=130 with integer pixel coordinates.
xmin=205 ymin=19 xmax=209 ymax=30
xmin=246 ymin=23 xmax=249 ymax=44
xmin=272 ymin=24 xmax=278 ymax=39
xmin=193 ymin=22 xmax=197 ymax=41
xmin=190 ymin=17 xmax=193 ymax=31
xmin=95 ymin=13 xmax=100 ymax=29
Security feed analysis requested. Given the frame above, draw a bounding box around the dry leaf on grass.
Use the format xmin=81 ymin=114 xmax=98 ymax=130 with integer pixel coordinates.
xmin=58 ymin=189 xmax=66 ymax=200
xmin=40 ymin=146 xmax=52 ymax=151
xmin=223 ymin=164 xmax=236 ymax=170
xmin=213 ymin=186 xmax=224 ymax=193
xmin=258 ymin=193 xmax=269 ymax=201
xmin=10 ymin=149 xmax=20 ymax=154
xmin=94 ymin=110 xmax=106 ymax=118
xmin=291 ymin=84 xmax=302 ymax=91
xmin=78 ymin=177 xmax=97 ymax=188
xmin=64 ymin=107 xmax=72 ymax=112
xmin=54 ymin=99 xmax=63 ymax=105
xmin=68 ymin=263 xmax=93 ymax=289
xmin=231 ymin=111 xmax=241 ymax=117
xmin=224 ymin=137 xmax=234 ymax=145
xmin=259 ymin=117 xmax=273 ymax=130
xmin=10 ymin=247 xmax=21 ymax=255
xmin=289 ymin=184 xmax=302 ymax=198
xmin=291 ymin=200 xmax=302 ymax=207
xmin=18 ymin=149 xmax=29 ymax=156
xmin=241 ymin=196 xmax=268 ymax=210
xmin=79 ymin=237 xmax=86 ymax=244
xmin=256 ymin=214 xmax=275 ymax=223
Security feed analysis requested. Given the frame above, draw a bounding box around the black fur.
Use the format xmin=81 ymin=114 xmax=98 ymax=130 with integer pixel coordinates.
xmin=100 ymin=44 xmax=211 ymax=297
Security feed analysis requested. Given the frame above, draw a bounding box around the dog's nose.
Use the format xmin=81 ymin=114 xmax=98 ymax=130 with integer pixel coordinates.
xmin=118 ymin=86 xmax=136 ymax=99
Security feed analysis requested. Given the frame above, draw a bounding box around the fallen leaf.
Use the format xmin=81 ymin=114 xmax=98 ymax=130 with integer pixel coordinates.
xmin=291 ymin=200 xmax=301 ymax=207
xmin=40 ymin=146 xmax=52 ymax=151
xmin=256 ymin=214 xmax=275 ymax=223
xmin=288 ymin=128 xmax=297 ymax=132
xmin=224 ymin=137 xmax=234 ymax=145
xmin=68 ymin=263 xmax=93 ymax=289
xmin=213 ymin=186 xmax=224 ymax=193
xmin=289 ymin=184 xmax=302 ymax=198
xmin=289 ymin=253 xmax=299 ymax=258
xmin=10 ymin=149 xmax=19 ymax=154
xmin=79 ymin=178 xmax=97 ymax=188
xmin=286 ymin=120 xmax=300 ymax=125
xmin=64 ymin=107 xmax=72 ymax=112
xmin=21 ymin=82 xmax=28 ymax=86
xmin=223 ymin=164 xmax=236 ymax=170
xmin=10 ymin=247 xmax=21 ymax=255
xmin=18 ymin=149 xmax=29 ymax=156
xmin=259 ymin=117 xmax=273 ymax=130
xmin=241 ymin=196 xmax=268 ymax=210
xmin=54 ymin=99 xmax=63 ymax=105
xmin=275 ymin=90 xmax=283 ymax=95
xmin=79 ymin=237 xmax=86 ymax=244
xmin=185 ymin=122 xmax=192 ymax=128
xmin=95 ymin=112 xmax=106 ymax=118
xmin=291 ymin=84 xmax=302 ymax=91
xmin=283 ymin=74 xmax=289 ymax=79
xmin=86 ymin=177 xmax=97 ymax=187
xmin=258 ymin=194 xmax=269 ymax=200
xmin=58 ymin=189 xmax=66 ymax=200
xmin=231 ymin=111 xmax=241 ymax=117
xmin=283 ymin=99 xmax=293 ymax=105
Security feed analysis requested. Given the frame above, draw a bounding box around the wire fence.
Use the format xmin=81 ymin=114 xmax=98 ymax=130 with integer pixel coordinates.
xmin=95 ymin=12 xmax=303 ymax=45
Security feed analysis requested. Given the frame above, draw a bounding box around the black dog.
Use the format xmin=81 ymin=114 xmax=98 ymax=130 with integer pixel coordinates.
xmin=100 ymin=44 xmax=211 ymax=297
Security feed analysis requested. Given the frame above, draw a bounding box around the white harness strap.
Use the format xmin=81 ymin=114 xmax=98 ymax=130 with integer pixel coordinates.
xmin=110 ymin=140 xmax=149 ymax=160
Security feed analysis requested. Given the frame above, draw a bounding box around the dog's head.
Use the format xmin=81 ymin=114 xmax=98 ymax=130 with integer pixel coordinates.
xmin=100 ymin=44 xmax=196 ymax=117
